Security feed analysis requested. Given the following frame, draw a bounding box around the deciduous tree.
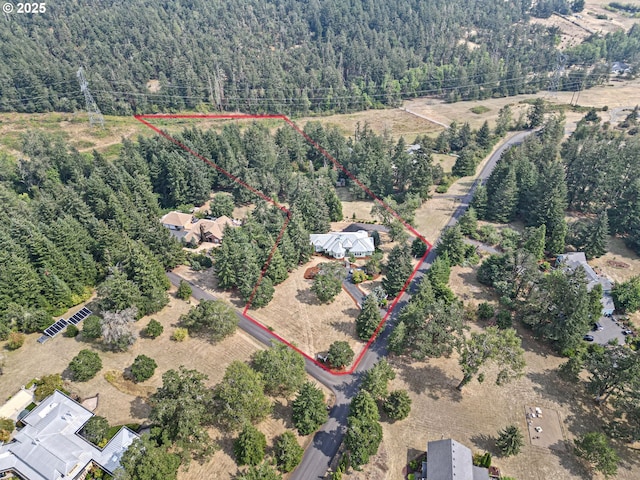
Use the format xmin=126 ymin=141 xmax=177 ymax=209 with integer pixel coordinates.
xmin=149 ymin=367 xmax=215 ymax=461
xmin=212 ymin=361 xmax=271 ymax=431
xmin=252 ymin=343 xmax=306 ymax=397
xmin=69 ymin=349 xmax=102 ymax=382
xmin=179 ymin=300 xmax=238 ymax=342
xmin=456 ymin=327 xmax=525 ymax=391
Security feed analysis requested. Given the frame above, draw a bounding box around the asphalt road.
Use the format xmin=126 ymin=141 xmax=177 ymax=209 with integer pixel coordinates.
xmin=166 ymin=130 xmax=534 ymax=479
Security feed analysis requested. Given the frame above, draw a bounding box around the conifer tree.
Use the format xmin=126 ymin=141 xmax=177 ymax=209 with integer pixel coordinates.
xmin=382 ymin=243 xmax=413 ymax=298
xmin=356 ymin=295 xmax=382 ymax=341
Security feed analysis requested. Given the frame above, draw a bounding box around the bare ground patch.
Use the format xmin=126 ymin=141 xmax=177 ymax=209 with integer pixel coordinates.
xmin=590 ymin=236 xmax=640 ymax=284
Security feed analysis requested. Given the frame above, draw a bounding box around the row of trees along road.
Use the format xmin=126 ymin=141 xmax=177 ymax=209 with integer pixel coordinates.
xmin=474 ymin=110 xmax=640 ymax=258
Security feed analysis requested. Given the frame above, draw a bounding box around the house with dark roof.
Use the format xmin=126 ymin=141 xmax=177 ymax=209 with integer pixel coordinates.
xmin=420 ymin=438 xmax=489 ymax=480
xmin=0 ymin=390 xmax=139 ymax=480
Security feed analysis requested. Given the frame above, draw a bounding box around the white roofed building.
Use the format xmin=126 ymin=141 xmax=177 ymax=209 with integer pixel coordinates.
xmin=310 ymin=230 xmax=375 ymax=259
xmin=0 ymin=390 xmax=139 ymax=480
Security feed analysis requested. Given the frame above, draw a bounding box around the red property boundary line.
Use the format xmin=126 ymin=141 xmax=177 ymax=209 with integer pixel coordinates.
xmin=134 ymin=113 xmax=432 ymax=375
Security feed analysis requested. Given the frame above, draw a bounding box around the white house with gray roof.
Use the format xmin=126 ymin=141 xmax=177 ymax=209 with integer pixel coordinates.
xmin=0 ymin=390 xmax=139 ymax=480
xmin=310 ymin=230 xmax=375 ymax=259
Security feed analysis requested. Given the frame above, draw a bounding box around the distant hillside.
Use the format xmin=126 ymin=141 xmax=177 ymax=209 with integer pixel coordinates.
xmin=0 ymin=0 xmax=566 ymax=115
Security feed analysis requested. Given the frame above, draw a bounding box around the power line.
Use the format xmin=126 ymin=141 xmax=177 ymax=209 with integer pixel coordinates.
xmin=77 ymin=67 xmax=104 ymax=128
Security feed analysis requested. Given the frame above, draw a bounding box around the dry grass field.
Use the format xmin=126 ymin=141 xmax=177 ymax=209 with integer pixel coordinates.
xmin=296 ymin=108 xmax=443 ymax=141
xmin=531 ymin=0 xmax=639 ymax=49
xmin=343 ymin=324 xmax=640 ymax=480
xmin=404 ymin=78 xmax=640 ymax=134
xmin=0 ymin=283 xmax=329 ymax=480
xmin=248 ymin=255 xmax=365 ymax=358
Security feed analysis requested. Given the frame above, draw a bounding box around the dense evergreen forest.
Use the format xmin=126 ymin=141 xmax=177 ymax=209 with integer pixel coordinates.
xmin=3 ymin=0 xmax=634 ymax=115
xmin=474 ymin=109 xmax=640 ymax=256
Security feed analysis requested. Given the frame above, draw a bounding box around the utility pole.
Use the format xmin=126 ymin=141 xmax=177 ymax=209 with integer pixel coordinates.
xmin=76 ymin=67 xmax=104 ymax=127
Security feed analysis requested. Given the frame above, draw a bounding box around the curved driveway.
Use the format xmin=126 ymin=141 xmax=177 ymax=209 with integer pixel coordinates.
xmin=167 ymin=130 xmax=533 ymax=479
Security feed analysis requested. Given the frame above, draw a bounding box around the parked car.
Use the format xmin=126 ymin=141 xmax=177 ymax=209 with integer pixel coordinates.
xmin=622 ymin=329 xmax=633 ymax=336
xmin=583 ymin=335 xmax=594 ymax=342
xmin=593 ymin=322 xmax=603 ymax=331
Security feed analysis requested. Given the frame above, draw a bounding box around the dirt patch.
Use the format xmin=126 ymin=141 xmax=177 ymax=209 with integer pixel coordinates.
xmin=304 ymin=266 xmax=320 ymax=279
xmin=606 ymin=259 xmax=631 ymax=269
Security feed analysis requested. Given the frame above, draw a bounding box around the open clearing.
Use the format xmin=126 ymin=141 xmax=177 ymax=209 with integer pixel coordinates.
xmin=531 ymin=1 xmax=639 ymax=49
xmin=404 ymin=78 xmax=640 ymax=133
xmin=296 ymin=108 xmax=443 ymax=141
xmin=0 ymin=283 xmax=327 ymax=480
xmin=344 ymin=322 xmax=640 ymax=480
xmin=248 ymin=255 xmax=365 ymax=359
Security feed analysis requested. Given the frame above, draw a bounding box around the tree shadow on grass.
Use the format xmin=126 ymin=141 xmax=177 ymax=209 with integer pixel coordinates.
xmin=271 ymin=399 xmax=293 ymax=430
xmin=296 ymin=288 xmax=319 ymax=306
xmin=548 ymin=441 xmax=592 ymax=480
xmin=470 ymin=433 xmax=497 ymax=455
xmin=330 ymin=320 xmax=356 ymax=337
xmin=397 ymin=362 xmax=462 ymax=403
xmin=129 ymin=396 xmax=151 ymax=419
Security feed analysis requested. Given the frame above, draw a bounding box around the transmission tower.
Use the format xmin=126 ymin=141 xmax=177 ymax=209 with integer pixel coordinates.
xmin=76 ymin=67 xmax=104 ymax=127
xmin=547 ymin=52 xmax=566 ymax=98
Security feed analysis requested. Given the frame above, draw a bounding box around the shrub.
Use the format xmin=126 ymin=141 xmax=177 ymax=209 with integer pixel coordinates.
xmin=82 ymin=315 xmax=102 ymax=339
xmin=34 ymin=374 xmax=64 ymax=401
xmin=352 ymin=270 xmax=367 ymax=284
xmin=171 ymin=328 xmax=188 ymax=342
xmin=69 ymin=349 xmax=102 ymax=382
xmin=496 ymin=310 xmax=513 ymax=329
xmin=64 ymin=325 xmax=79 ymax=337
xmin=0 ymin=418 xmax=14 ymax=442
xmin=477 ymin=302 xmax=495 ymax=321
xmin=7 ymin=332 xmax=25 ymax=350
xmin=176 ymin=280 xmax=192 ymax=300
xmin=144 ymin=319 xmax=164 ymax=338
xmin=130 ymin=355 xmax=158 ymax=382
xmin=82 ymin=416 xmax=109 ymax=445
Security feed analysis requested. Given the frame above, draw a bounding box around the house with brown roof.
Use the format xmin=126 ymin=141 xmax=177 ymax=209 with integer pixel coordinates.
xmin=160 ymin=212 xmax=237 ymax=245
